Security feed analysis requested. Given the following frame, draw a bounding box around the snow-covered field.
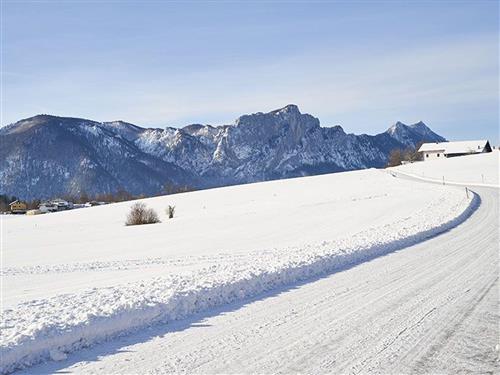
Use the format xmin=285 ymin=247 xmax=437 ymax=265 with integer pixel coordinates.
xmin=24 ymin=185 xmax=494 ymax=375
xmin=0 ymin=165 xmax=481 ymax=373
xmin=392 ymin=151 xmax=499 ymax=187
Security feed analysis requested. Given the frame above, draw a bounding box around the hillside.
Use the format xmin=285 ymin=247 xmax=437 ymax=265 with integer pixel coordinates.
xmin=2 ymin=167 xmax=474 ymax=373
xmin=392 ymin=151 xmax=499 ymax=186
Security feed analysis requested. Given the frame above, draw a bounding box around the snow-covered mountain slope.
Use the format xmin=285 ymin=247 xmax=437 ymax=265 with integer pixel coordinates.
xmin=0 ymin=115 xmax=195 ymax=199
xmin=1 ymin=168 xmax=474 ymax=373
xmin=132 ymin=105 xmax=445 ymax=183
xmin=0 ymin=106 xmax=445 ymax=199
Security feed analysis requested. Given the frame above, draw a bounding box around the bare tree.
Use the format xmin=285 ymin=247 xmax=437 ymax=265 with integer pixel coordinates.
xmin=403 ymin=141 xmax=424 ymax=162
xmin=126 ymin=202 xmax=160 ymax=226
xmin=387 ymin=142 xmax=423 ymax=167
xmin=386 ymin=149 xmax=403 ymax=167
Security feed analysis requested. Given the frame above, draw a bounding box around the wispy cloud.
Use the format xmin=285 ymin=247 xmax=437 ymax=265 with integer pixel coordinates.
xmin=89 ymin=33 xmax=497 ymax=131
xmin=3 ymin=2 xmax=498 ymax=143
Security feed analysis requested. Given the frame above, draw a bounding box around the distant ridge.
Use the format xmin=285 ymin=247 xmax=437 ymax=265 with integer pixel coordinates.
xmin=0 ymin=105 xmax=445 ymax=199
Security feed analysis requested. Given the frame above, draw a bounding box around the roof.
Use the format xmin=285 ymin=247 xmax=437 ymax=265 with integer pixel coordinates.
xmin=418 ymin=140 xmax=490 ymax=154
xmin=9 ymin=200 xmax=21 ymax=205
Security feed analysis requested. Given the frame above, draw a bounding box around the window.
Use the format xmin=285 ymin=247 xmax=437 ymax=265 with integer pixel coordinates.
xmin=426 ymin=154 xmax=429 ymax=158
xmin=437 ymin=153 xmax=440 ymax=157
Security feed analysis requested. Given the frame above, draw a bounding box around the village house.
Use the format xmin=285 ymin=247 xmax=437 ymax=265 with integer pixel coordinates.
xmin=418 ymin=140 xmax=492 ymax=161
xmin=9 ymin=200 xmax=27 ymax=214
xmin=52 ymin=199 xmax=74 ymax=210
xmin=38 ymin=202 xmax=58 ymax=213
xmin=39 ymin=199 xmax=74 ymax=213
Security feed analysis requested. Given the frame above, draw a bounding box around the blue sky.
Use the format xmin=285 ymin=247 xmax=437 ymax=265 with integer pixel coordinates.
xmin=2 ymin=1 xmax=498 ymax=142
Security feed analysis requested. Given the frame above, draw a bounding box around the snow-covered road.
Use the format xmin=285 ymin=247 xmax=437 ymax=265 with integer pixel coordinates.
xmin=21 ymin=185 xmax=499 ymax=374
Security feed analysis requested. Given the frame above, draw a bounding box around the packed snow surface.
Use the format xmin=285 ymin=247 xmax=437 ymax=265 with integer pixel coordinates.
xmin=1 ymin=168 xmax=475 ymax=373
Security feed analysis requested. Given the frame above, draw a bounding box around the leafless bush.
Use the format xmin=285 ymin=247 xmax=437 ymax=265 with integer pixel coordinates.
xmin=167 ymin=205 xmax=176 ymax=219
xmin=386 ymin=142 xmax=424 ymax=167
xmin=125 ymin=202 xmax=160 ymax=226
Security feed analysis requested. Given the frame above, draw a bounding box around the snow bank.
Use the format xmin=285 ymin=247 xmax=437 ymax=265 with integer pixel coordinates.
xmin=0 ymin=186 xmax=477 ymax=374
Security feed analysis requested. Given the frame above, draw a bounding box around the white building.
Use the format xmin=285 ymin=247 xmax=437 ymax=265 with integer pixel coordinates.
xmin=418 ymin=140 xmax=492 ymax=161
xmin=39 ymin=202 xmax=58 ymax=213
xmin=39 ymin=199 xmax=74 ymax=213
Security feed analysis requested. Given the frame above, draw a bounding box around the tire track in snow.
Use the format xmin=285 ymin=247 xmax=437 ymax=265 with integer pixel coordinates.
xmin=410 ymin=276 xmax=498 ymax=373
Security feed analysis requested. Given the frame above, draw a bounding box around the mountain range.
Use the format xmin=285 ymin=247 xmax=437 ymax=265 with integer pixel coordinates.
xmin=0 ymin=105 xmax=445 ymax=200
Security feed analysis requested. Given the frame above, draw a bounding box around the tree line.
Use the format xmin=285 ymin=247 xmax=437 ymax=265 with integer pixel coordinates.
xmin=0 ymin=183 xmax=195 ymax=212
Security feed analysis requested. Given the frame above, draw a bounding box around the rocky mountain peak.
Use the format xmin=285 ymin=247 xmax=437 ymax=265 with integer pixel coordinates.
xmin=389 ymin=120 xmax=431 ymax=133
xmin=0 ymin=106 xmax=446 ymax=200
xmin=269 ymin=104 xmax=300 ymax=115
xmin=330 ymin=125 xmax=346 ymax=134
xmin=387 ymin=121 xmax=406 ymax=134
xmin=235 ymin=105 xmax=319 ymax=131
xmin=411 ymin=120 xmax=426 ymax=127
xmin=386 ymin=120 xmax=445 ymax=146
xmin=409 ymin=121 xmax=432 ymax=133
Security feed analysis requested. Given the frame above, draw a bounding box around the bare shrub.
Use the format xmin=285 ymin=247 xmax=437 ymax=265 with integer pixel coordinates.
xmin=167 ymin=205 xmax=176 ymax=219
xmin=126 ymin=202 xmax=160 ymax=226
